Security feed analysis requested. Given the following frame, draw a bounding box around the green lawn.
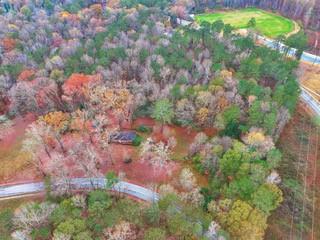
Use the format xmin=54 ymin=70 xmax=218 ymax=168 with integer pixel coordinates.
xmin=195 ymin=8 xmax=295 ymax=38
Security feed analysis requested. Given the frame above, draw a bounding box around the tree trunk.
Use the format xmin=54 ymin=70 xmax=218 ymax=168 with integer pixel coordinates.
xmin=37 ymin=157 xmax=47 ymax=177
xmin=107 ymin=146 xmax=114 ymax=165
xmin=56 ymin=135 xmax=66 ymax=153
xmin=44 ymin=145 xmax=51 ymax=159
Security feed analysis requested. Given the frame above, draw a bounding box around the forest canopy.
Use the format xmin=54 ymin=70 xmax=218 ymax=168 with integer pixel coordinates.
xmin=0 ymin=1 xmax=303 ymax=240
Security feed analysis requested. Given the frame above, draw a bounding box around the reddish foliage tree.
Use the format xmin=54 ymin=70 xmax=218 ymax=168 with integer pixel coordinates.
xmin=17 ymin=69 xmax=35 ymax=82
xmin=62 ymin=74 xmax=92 ymax=95
xmin=1 ymin=38 xmax=16 ymax=52
xmin=62 ymin=73 xmax=100 ymax=96
xmin=62 ymin=74 xmax=101 ymax=108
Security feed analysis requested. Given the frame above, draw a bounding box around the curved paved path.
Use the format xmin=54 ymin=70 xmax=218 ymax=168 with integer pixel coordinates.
xmin=256 ymin=35 xmax=320 ymax=64
xmin=301 ymin=88 xmax=320 ymax=116
xmin=0 ymin=178 xmax=159 ymax=202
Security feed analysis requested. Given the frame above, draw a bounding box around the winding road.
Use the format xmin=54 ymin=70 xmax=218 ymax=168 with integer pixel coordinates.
xmin=0 ymin=178 xmax=159 ymax=202
xmin=256 ymin=35 xmax=320 ymax=64
xmin=300 ymin=88 xmax=320 ymax=116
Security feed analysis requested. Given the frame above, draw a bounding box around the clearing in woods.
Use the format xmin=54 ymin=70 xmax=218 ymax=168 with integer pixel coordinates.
xmin=195 ymin=8 xmax=296 ymax=38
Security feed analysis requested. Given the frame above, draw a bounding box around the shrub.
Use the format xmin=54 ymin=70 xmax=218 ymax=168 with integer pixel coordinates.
xmin=220 ymin=120 xmax=241 ymax=138
xmin=55 ymin=218 xmax=86 ymax=236
xmin=132 ymin=135 xmax=143 ymax=146
xmin=88 ymin=190 xmax=111 ymax=207
xmin=104 ymin=221 xmax=137 ymax=240
xmin=179 ymin=168 xmax=197 ymax=191
xmin=192 ymin=154 xmax=205 ymax=174
xmin=116 ymin=199 xmax=143 ymax=226
xmin=133 ymin=102 xmax=153 ymax=118
xmin=31 ymin=226 xmax=51 ymax=239
xmin=210 ymin=77 xmax=224 ymax=87
xmin=158 ymin=194 xmax=180 ymax=211
xmin=144 ymin=204 xmax=160 ymax=225
xmin=0 ymin=209 xmax=13 ymax=239
xmin=136 ymin=125 xmax=152 ymax=133
xmin=74 ymin=231 xmax=93 ymax=240
xmin=222 ymin=105 xmax=241 ymax=125
xmin=144 ymin=228 xmax=166 ymax=240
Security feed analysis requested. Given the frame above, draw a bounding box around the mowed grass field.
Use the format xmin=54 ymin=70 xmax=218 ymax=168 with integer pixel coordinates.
xmin=195 ymin=8 xmax=295 ymax=38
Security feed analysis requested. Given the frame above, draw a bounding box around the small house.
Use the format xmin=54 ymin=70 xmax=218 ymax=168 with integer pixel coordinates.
xmin=110 ymin=131 xmax=137 ymax=145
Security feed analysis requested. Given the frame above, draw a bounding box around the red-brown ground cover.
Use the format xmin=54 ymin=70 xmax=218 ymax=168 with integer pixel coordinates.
xmin=0 ymin=114 xmax=36 ymax=183
xmin=0 ymin=115 xmax=216 ymax=188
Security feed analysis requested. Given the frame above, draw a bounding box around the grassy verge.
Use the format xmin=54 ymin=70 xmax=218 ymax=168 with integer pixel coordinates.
xmin=0 ymin=137 xmax=30 ymax=181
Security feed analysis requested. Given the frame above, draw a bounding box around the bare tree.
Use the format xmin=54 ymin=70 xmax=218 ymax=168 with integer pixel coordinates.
xmin=46 ymin=152 xmax=73 ymax=196
xmin=179 ymin=168 xmax=197 ymax=191
xmin=9 ymin=82 xmax=38 ymax=115
xmin=92 ymin=114 xmax=117 ymax=165
xmin=140 ymin=138 xmax=171 ymax=169
xmin=104 ymin=221 xmax=137 ymax=240
xmin=69 ymin=141 xmax=103 ymax=188
xmin=13 ymin=202 xmax=57 ymax=233
xmin=22 ymin=121 xmax=54 ymax=176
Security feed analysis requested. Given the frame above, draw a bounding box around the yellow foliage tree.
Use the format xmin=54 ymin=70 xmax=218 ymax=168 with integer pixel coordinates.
xmin=196 ymin=107 xmax=209 ymax=126
xmin=40 ymin=111 xmax=70 ymax=133
xmin=245 ymin=131 xmax=266 ymax=146
xmin=220 ymin=70 xmax=233 ymax=80
xmin=216 ymin=200 xmax=268 ymax=240
xmin=89 ymin=87 xmax=134 ymax=128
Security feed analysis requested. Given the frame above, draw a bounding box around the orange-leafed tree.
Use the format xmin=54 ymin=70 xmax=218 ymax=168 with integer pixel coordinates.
xmin=39 ymin=111 xmax=70 ymax=134
xmin=70 ymin=109 xmax=88 ymax=132
xmin=113 ymin=89 xmax=134 ymax=129
xmin=62 ymin=73 xmax=101 ymax=109
xmin=36 ymin=112 xmax=71 ymax=153
xmin=88 ymin=86 xmax=134 ymax=129
xmin=70 ymin=109 xmax=96 ymax=144
xmin=1 ymin=37 xmax=16 ymax=52
xmin=216 ymin=96 xmax=229 ymax=112
xmin=17 ymin=69 xmax=35 ymax=82
xmin=196 ymin=107 xmax=209 ymax=126
xmin=90 ymin=4 xmax=103 ymax=15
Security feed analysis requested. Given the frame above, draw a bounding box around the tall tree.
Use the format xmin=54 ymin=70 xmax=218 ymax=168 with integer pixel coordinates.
xmin=285 ymin=31 xmax=308 ymax=60
xmin=251 ymin=184 xmax=283 ymax=214
xmin=151 ymin=99 xmax=174 ymax=133
xmin=247 ymin=17 xmax=256 ymax=29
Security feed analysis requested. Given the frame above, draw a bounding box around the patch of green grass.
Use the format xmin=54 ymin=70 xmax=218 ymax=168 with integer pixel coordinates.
xmin=195 ymin=8 xmax=295 ymax=38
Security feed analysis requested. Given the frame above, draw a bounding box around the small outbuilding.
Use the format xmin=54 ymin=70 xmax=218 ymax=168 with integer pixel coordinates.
xmin=109 ymin=131 xmax=137 ymax=145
